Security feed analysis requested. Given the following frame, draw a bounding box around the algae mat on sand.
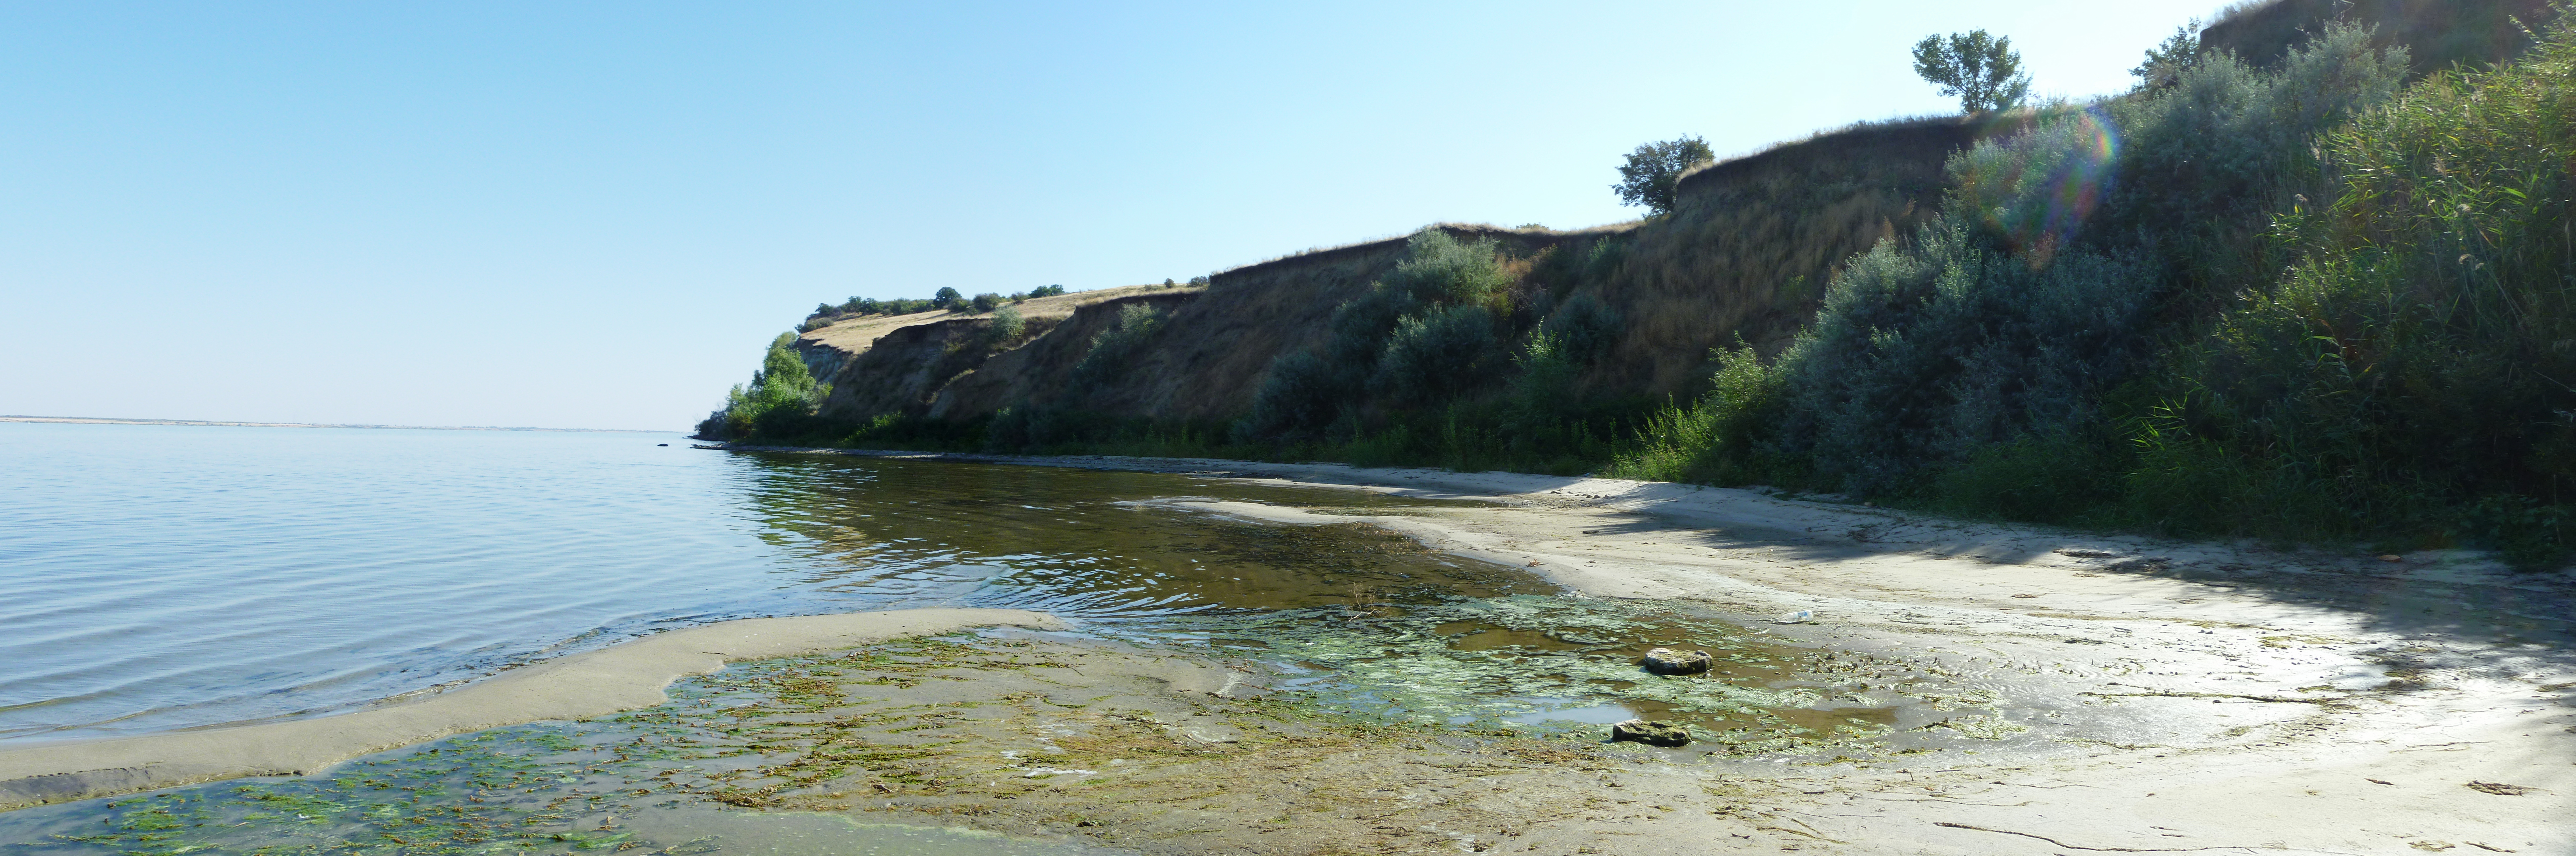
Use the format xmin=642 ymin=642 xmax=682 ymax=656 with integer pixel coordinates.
xmin=0 ymin=623 xmax=2002 ymax=856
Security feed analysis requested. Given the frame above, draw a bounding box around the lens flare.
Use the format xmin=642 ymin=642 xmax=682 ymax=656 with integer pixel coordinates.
xmin=1967 ymin=106 xmax=2122 ymax=267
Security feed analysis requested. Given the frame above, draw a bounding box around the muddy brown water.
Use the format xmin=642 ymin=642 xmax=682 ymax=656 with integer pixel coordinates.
xmin=0 ymin=450 xmax=2007 ymax=855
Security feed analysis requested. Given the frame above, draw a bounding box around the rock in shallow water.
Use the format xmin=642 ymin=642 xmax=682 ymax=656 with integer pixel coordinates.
xmin=1640 ymin=646 xmax=1712 ymax=675
xmin=1610 ymin=719 xmax=1692 ymax=747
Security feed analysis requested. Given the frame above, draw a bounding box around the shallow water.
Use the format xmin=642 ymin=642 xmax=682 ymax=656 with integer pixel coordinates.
xmin=0 ymin=423 xmax=1498 ymax=744
xmin=3 ymin=423 xmax=2024 ymax=853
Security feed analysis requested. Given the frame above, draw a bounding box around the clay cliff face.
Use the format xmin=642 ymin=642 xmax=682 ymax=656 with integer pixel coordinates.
xmin=798 ymin=119 xmax=1979 ymax=427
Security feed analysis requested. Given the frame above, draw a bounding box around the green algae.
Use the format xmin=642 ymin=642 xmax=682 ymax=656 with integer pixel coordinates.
xmin=1144 ymin=595 xmax=1813 ymax=727
xmin=16 ymin=725 xmax=660 ymax=855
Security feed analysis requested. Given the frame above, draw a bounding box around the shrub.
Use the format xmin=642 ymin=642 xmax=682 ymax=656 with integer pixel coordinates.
xmin=1030 ymin=284 xmax=1067 ymax=298
xmin=2132 ymin=15 xmax=2576 ymax=557
xmin=694 ymin=331 xmax=831 ymax=441
xmin=1604 ymin=342 xmax=1784 ymax=484
xmin=1235 ymin=349 xmax=1342 ymax=441
xmin=1506 ymin=332 xmax=1577 ymax=430
xmin=1927 ymin=431 xmax=2123 ymax=525
xmin=1540 ymin=293 xmax=1621 ymax=364
xmin=972 ymin=292 xmax=1003 ymax=312
xmin=1377 ymin=303 xmax=1500 ymax=401
xmin=1770 ymin=217 xmax=2149 ymax=495
xmin=1070 ymin=303 xmax=1170 ymax=389
xmin=1382 ymin=230 xmax=1511 ymax=305
xmin=1581 ymin=237 xmax=1628 ymax=282
xmin=2090 ymin=24 xmax=2408 ymax=294
xmin=978 ymin=305 xmax=1026 ymax=350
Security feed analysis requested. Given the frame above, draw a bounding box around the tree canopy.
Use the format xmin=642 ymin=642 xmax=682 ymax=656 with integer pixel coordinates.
xmin=1912 ymin=30 xmax=2031 ymax=112
xmin=1611 ymin=136 xmax=1715 ymax=216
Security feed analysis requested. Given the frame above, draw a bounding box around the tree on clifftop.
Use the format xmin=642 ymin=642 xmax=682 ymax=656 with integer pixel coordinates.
xmin=932 ymin=286 xmax=963 ymax=309
xmin=1913 ymin=30 xmax=2030 ymax=112
xmin=1612 ymin=136 xmax=1715 ymax=217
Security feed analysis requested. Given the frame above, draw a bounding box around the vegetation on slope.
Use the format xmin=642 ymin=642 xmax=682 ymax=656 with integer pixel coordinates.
xmin=696 ymin=332 xmax=830 ymax=441
xmin=704 ymin=3 xmax=2576 ymax=567
xmin=1616 ymin=16 xmax=2576 ymax=566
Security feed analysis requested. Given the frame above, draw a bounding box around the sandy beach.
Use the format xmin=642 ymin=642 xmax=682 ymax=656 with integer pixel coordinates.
xmin=710 ymin=448 xmax=2576 ymax=854
xmin=9 ymin=447 xmax=2573 ymax=854
xmin=0 ymin=608 xmax=1065 ymax=810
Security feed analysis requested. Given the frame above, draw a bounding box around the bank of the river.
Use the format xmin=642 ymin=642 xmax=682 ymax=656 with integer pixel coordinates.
xmin=702 ymin=444 xmax=2576 ymax=854
xmin=0 ymin=609 xmax=1064 ymax=809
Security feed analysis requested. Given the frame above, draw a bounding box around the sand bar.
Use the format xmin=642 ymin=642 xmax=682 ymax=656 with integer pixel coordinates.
xmin=0 ymin=608 xmax=1063 ymax=810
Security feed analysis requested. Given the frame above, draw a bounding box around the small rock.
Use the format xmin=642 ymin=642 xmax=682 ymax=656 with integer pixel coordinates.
xmin=2465 ymin=781 xmax=2534 ymax=796
xmin=2055 ymin=548 xmax=2120 ymax=559
xmin=2378 ymin=554 xmax=2404 ymax=562
xmin=1640 ymin=647 xmax=1712 ymax=675
xmin=1610 ymin=719 xmax=1691 ymax=747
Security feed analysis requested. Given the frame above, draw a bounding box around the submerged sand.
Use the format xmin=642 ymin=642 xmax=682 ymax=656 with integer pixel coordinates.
xmin=0 ymin=608 xmax=1063 ymax=810
xmin=704 ymin=447 xmax=2576 ymax=855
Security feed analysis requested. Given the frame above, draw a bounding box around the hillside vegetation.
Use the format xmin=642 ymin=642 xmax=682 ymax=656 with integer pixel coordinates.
xmin=701 ymin=0 xmax=2576 ymax=567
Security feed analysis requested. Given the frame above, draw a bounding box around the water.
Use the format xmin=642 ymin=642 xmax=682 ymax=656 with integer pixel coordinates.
xmin=1 ymin=422 xmax=1995 ymax=854
xmin=0 ymin=422 xmax=1504 ymax=744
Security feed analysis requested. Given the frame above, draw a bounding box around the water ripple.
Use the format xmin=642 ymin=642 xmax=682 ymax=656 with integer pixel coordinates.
xmin=0 ymin=423 xmax=1513 ymax=745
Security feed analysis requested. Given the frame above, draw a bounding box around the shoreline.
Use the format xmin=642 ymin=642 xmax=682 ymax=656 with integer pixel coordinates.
xmin=0 ymin=415 xmax=665 ymax=432
xmin=712 ymin=443 xmax=2576 ymax=853
xmin=9 ymin=442 xmax=2571 ymax=851
xmin=0 ymin=608 xmax=1062 ymax=811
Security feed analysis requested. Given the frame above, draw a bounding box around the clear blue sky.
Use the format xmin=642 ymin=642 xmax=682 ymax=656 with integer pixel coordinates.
xmin=2 ymin=1 xmax=2224 ymax=430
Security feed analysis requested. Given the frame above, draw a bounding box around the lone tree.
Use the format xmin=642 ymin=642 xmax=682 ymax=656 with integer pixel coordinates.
xmin=1612 ymin=135 xmax=1715 ymax=217
xmin=932 ymin=286 xmax=963 ymax=309
xmin=1912 ymin=30 xmax=2031 ymax=113
xmin=2129 ymin=20 xmax=2202 ymax=88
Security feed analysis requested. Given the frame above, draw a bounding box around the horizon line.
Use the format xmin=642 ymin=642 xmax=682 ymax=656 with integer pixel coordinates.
xmin=0 ymin=415 xmax=671 ymax=434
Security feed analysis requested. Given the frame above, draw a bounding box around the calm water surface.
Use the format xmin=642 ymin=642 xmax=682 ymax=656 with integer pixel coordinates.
xmin=0 ymin=422 xmax=1498 ymax=745
xmin=1 ymin=423 xmax=2014 ymax=855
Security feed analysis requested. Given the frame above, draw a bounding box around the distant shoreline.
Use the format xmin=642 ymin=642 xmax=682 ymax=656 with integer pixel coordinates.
xmin=0 ymin=415 xmax=665 ymax=433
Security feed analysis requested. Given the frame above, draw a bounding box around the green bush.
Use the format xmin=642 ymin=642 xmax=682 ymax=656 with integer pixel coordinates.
xmin=1604 ymin=343 xmax=1783 ymax=484
xmin=1234 ymin=349 xmax=1341 ymax=441
xmin=2129 ymin=14 xmax=2576 ymax=562
xmin=2090 ymin=24 xmax=2408 ymax=293
xmin=693 ymin=332 xmax=831 ymax=441
xmin=1772 ymin=218 xmax=2149 ymax=495
xmin=979 ymin=305 xmax=1026 ymax=349
xmin=1382 ymin=230 xmax=1511 ymax=305
xmin=1539 ymin=293 xmax=1621 ymax=364
xmin=1927 ymin=431 xmax=2122 ymax=525
xmin=1377 ymin=303 xmax=1500 ymax=401
xmin=1069 ymin=303 xmax=1170 ymax=388
xmin=972 ymin=292 xmax=1003 ymax=312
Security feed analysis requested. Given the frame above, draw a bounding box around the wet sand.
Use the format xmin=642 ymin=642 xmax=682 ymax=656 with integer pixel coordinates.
xmin=709 ymin=447 xmax=2576 ymax=854
xmin=0 ymin=608 xmax=1063 ymax=810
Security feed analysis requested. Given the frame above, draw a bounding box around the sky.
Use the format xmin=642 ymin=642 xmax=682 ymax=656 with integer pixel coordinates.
xmin=2 ymin=1 xmax=2228 ymax=431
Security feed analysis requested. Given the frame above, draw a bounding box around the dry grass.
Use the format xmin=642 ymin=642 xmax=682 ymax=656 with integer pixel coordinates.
xmin=2201 ymin=0 xmax=2554 ymax=75
xmin=1580 ymin=116 xmax=1979 ymax=398
xmin=803 ymin=121 xmax=1985 ymax=427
